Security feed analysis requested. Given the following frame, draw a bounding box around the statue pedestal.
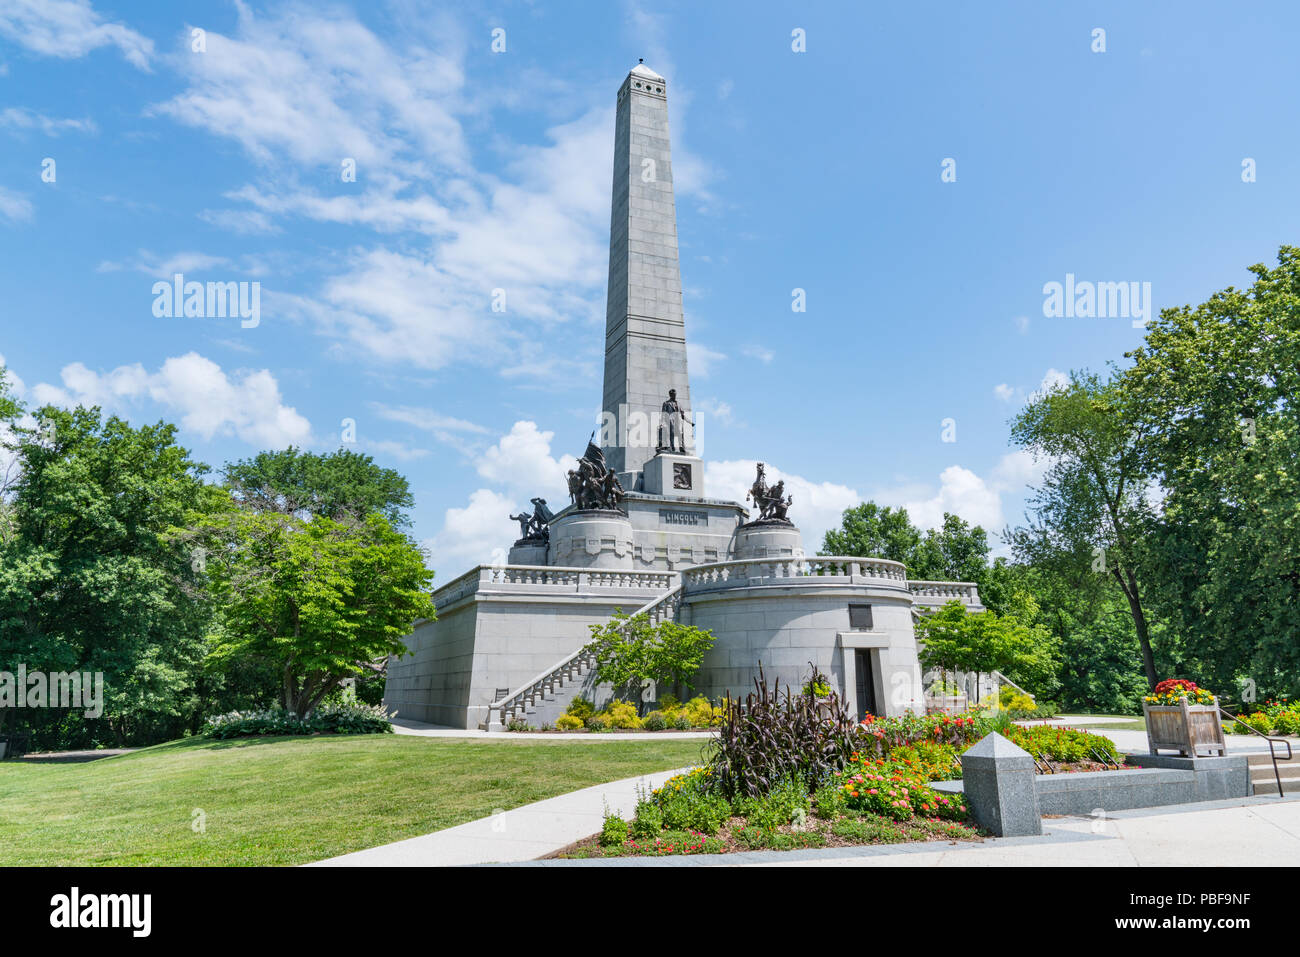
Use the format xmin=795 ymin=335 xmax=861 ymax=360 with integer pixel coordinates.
xmin=548 ymin=510 xmax=634 ymax=569
xmin=507 ymin=540 xmax=548 ymax=565
xmin=642 ymin=453 xmax=704 ymax=499
xmin=732 ymin=521 xmax=805 ymax=560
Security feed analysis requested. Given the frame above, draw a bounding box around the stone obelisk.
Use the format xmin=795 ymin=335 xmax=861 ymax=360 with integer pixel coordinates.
xmin=600 ymin=62 xmax=694 ymax=489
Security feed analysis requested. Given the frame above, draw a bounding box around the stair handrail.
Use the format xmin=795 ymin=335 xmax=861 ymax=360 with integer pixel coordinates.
xmin=1218 ymin=705 xmax=1292 ymax=797
xmin=486 ymin=583 xmax=683 ymax=727
xmin=990 ymin=670 xmax=1036 ymax=702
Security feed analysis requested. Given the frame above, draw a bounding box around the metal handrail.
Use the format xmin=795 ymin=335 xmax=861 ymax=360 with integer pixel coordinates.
xmin=1218 ymin=706 xmax=1293 ymax=797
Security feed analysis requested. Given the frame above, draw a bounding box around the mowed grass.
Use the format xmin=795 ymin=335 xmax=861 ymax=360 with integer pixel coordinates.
xmin=0 ymin=735 xmax=708 ymax=866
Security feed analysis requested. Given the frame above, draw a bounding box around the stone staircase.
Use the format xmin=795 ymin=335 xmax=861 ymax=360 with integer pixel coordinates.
xmin=481 ymin=584 xmax=683 ymax=730
xmin=1248 ymin=749 xmax=1300 ymax=795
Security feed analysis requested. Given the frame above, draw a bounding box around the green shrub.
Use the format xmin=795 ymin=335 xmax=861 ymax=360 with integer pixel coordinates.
xmin=733 ymin=775 xmax=811 ymax=830
xmin=671 ymin=714 xmax=693 ymax=730
xmin=505 ymin=718 xmax=531 ymax=732
xmin=1006 ymin=724 xmax=1119 ymax=763
xmin=642 ymin=710 xmax=668 ymax=731
xmin=657 ymin=693 xmax=682 ymax=717
xmin=600 ymin=814 xmax=629 ymax=847
xmin=601 ymin=699 xmax=643 ymax=729
xmin=631 ymin=800 xmax=664 ymax=838
xmin=832 ymin=817 xmax=905 ymax=844
xmin=657 ymin=787 xmax=731 ymax=835
xmin=566 ymin=697 xmax=595 ymax=720
xmin=1274 ymin=712 xmax=1300 ymax=736
xmin=203 ymin=702 xmax=394 ymax=738
xmin=766 ymin=831 xmax=826 ymax=851
xmin=585 ymin=715 xmax=610 ymax=731
xmin=683 ymin=695 xmax=722 ymax=728
xmin=1001 ymin=691 xmax=1036 ymax=713
xmin=555 ymin=713 xmax=584 ymax=731
xmin=813 ymin=783 xmax=847 ymax=819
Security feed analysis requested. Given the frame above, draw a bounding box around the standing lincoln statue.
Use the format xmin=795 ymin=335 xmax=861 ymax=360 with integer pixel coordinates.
xmin=657 ymin=388 xmax=688 ymax=454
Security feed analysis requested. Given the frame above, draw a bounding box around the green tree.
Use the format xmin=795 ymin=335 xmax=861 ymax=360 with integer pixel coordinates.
xmin=0 ymin=365 xmax=24 ymax=545
xmin=1122 ymin=246 xmax=1300 ymax=696
xmin=586 ymin=612 xmax=715 ymax=710
xmin=915 ymin=600 xmax=1058 ymax=698
xmin=822 ymin=503 xmax=1013 ymax=615
xmin=223 ymin=446 xmax=414 ymax=526
xmin=1008 ymin=370 xmax=1161 ymax=688
xmin=196 ymin=511 xmax=435 ymax=717
xmin=910 ymin=513 xmax=992 ymax=586
xmin=821 ymin=502 xmax=921 ymax=564
xmin=0 ymin=406 xmax=226 ymax=746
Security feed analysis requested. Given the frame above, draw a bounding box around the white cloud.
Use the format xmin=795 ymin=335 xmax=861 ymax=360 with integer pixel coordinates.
xmin=694 ymin=397 xmax=734 ymax=426
xmin=0 ymin=353 xmax=25 ymax=396
xmin=424 ymin=421 xmax=579 ymax=571
xmin=0 ymin=107 xmax=96 ymax=135
xmin=255 ymin=107 xmax=614 ymax=372
xmin=372 ymin=403 xmax=488 ymax=442
xmin=198 ymin=208 xmax=280 ymax=236
xmin=476 ymin=421 xmax=577 ymax=498
xmin=742 ymin=344 xmax=774 ymax=364
xmin=707 ymin=459 xmax=861 ymax=553
xmin=426 ymin=488 xmax=516 ymax=570
xmin=0 ymin=0 xmax=153 ymax=70
xmin=31 ymin=352 xmax=312 ymax=447
xmin=152 ymin=5 xmax=464 ymax=171
xmin=0 ymin=187 xmax=34 ymax=224
xmin=991 ymin=368 xmax=1071 ymax=408
xmin=687 ymin=342 xmax=726 ymax=378
xmin=359 ymin=438 xmax=429 ymax=462
xmin=878 ymin=449 xmax=1053 ymax=541
xmin=900 ymin=465 xmax=1004 ymax=533
xmin=1030 ymin=367 xmax=1070 ymax=400
xmin=1014 ymin=315 xmax=1030 ymax=334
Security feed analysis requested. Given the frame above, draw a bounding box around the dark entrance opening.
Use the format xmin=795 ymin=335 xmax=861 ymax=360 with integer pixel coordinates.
xmin=855 ymin=650 xmax=877 ymax=720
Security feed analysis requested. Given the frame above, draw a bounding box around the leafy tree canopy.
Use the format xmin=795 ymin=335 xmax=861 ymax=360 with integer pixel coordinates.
xmin=223 ymin=446 xmax=414 ymax=527
xmin=0 ymin=405 xmax=227 ymax=744
xmin=586 ymin=611 xmax=715 ymax=710
xmin=195 ymin=510 xmax=435 ymax=716
xmin=1121 ymin=245 xmax=1300 ymax=695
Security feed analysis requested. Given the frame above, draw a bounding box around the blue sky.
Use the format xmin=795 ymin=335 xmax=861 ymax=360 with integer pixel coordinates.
xmin=2 ymin=0 xmax=1297 ymax=571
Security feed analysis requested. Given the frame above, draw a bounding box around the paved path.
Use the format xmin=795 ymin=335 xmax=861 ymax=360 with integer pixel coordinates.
xmin=390 ymin=716 xmax=713 ymax=742
xmin=308 ymin=766 xmax=691 ymax=866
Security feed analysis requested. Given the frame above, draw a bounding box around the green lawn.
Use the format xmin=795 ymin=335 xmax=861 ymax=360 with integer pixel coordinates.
xmin=0 ymin=735 xmax=708 ymax=866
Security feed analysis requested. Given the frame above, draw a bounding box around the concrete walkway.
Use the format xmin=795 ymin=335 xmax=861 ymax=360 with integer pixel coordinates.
xmin=308 ymin=766 xmax=692 ymax=866
xmin=390 ymin=716 xmax=713 ymax=742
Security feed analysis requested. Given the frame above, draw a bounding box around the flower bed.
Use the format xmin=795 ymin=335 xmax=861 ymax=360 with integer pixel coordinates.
xmin=564 ymin=672 xmax=1121 ymax=858
xmin=560 ymin=764 xmax=980 ymax=859
xmin=1224 ymin=699 xmax=1300 ymax=736
xmin=515 ymin=694 xmax=723 ymax=732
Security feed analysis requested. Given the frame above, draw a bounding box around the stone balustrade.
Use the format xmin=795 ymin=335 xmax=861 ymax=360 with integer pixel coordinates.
xmin=907 ymin=580 xmax=983 ymax=606
xmin=433 ymin=564 xmax=677 ymax=609
xmin=680 ymin=555 xmax=908 ymax=592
